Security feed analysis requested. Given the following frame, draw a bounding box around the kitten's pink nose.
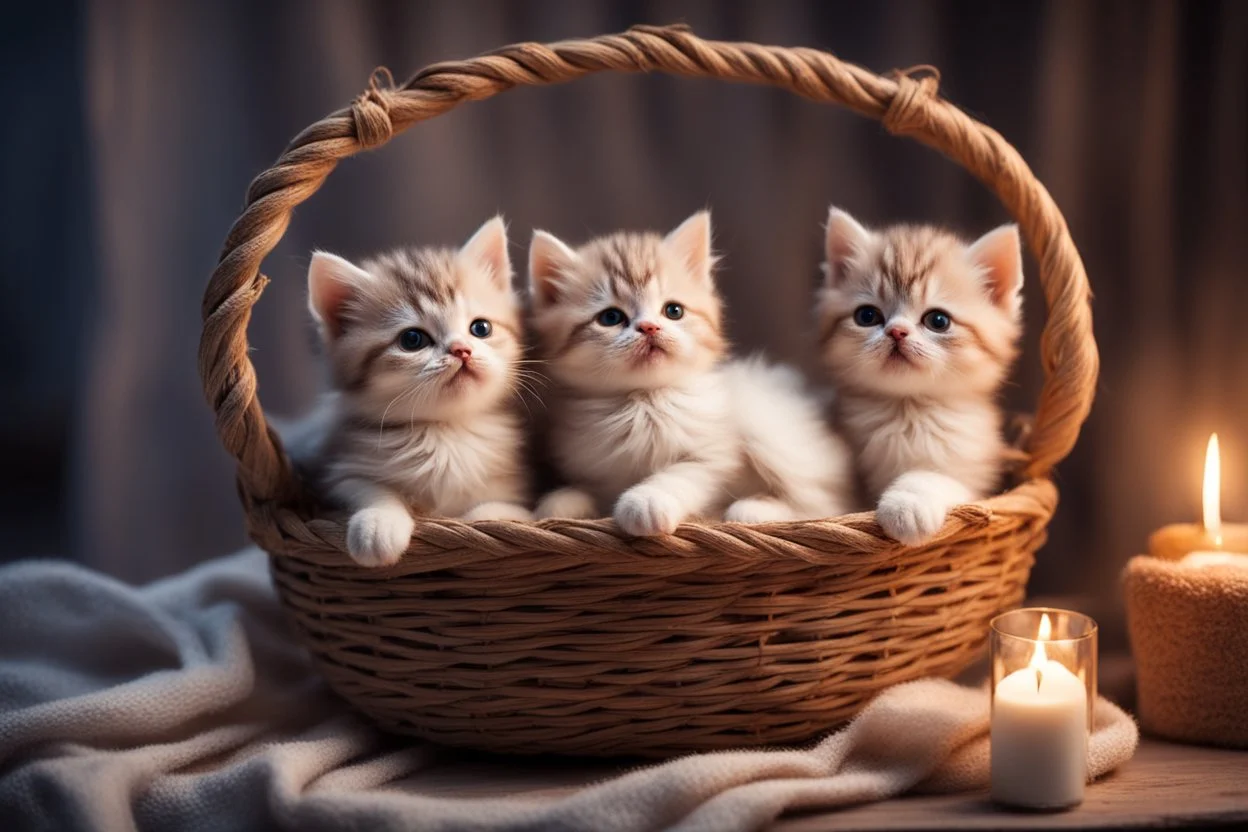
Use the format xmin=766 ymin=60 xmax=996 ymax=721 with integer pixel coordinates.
xmin=636 ymin=321 xmax=661 ymax=336
xmin=449 ymin=342 xmax=473 ymax=361
xmin=887 ymin=326 xmax=910 ymax=342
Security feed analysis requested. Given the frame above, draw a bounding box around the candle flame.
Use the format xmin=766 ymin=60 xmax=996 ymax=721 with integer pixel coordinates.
xmin=1204 ymin=433 xmax=1223 ymax=548
xmin=1028 ymin=613 xmax=1053 ymax=671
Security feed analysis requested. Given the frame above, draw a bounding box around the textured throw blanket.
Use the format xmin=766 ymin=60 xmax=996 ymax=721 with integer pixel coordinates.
xmin=0 ymin=550 xmax=1138 ymax=832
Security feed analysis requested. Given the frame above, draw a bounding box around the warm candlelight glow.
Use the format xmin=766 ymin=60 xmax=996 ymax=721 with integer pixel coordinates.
xmin=990 ymin=609 xmax=1094 ymax=810
xmin=1204 ymin=433 xmax=1222 ymax=547
xmin=1030 ymin=613 xmax=1053 ymax=670
xmin=1149 ymin=436 xmax=1248 ymax=559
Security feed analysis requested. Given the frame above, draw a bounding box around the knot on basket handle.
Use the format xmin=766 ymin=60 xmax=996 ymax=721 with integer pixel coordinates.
xmin=352 ymin=67 xmax=397 ymax=149
xmin=882 ymin=65 xmax=941 ymax=137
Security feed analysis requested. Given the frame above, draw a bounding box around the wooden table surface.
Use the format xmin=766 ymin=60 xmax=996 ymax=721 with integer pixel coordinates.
xmin=774 ymin=737 xmax=1248 ymax=831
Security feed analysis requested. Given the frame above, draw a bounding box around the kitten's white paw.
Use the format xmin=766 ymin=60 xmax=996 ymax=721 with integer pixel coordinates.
xmin=876 ymin=487 xmax=947 ymax=546
xmin=462 ymin=501 xmax=533 ymax=522
xmin=535 ymin=488 xmax=598 ymax=520
xmin=724 ymin=497 xmax=798 ymax=523
xmin=614 ymin=485 xmax=684 ymax=536
xmin=346 ymin=505 xmax=414 ymax=567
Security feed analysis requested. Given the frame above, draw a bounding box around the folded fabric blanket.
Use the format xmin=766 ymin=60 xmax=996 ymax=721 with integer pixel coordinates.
xmin=0 ymin=550 xmax=1137 ymax=832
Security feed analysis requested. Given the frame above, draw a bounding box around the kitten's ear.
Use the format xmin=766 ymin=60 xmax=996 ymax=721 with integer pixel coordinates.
xmin=967 ymin=224 xmax=1024 ymax=312
xmin=823 ymin=207 xmax=872 ymax=287
xmin=663 ymin=210 xmax=714 ymax=283
xmin=528 ymin=231 xmax=580 ymax=305
xmin=308 ymin=251 xmax=371 ymax=340
xmin=460 ymin=215 xmax=512 ymax=290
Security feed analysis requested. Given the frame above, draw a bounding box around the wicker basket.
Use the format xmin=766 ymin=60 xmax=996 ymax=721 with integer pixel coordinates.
xmin=198 ymin=25 xmax=1098 ymax=757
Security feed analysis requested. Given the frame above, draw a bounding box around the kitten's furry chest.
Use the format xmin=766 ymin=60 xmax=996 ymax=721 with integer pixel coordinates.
xmin=839 ymin=394 xmax=1003 ymax=499
xmin=332 ymin=412 xmax=523 ymax=515
xmin=555 ymin=378 xmax=733 ymax=503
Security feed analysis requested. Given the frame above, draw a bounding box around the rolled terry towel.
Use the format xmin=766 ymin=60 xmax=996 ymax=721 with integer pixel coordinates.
xmin=1125 ymin=554 xmax=1248 ymax=748
xmin=0 ymin=550 xmax=1138 ymax=832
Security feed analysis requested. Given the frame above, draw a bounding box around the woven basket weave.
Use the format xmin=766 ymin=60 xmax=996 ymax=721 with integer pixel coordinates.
xmin=198 ymin=25 xmax=1098 ymax=757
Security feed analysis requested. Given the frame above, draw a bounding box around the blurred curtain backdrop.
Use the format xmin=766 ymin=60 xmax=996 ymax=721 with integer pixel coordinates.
xmin=4 ymin=1 xmax=1245 ymax=633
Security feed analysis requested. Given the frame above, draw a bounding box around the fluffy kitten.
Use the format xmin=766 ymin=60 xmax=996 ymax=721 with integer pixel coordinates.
xmin=300 ymin=217 xmax=531 ymax=567
xmin=529 ymin=211 xmax=854 ymax=534
xmin=817 ymin=207 xmax=1024 ymax=545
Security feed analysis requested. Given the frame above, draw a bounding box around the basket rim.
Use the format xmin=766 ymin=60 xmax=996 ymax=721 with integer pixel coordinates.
xmin=200 ymin=23 xmax=1098 ymax=527
xmin=249 ymin=479 xmax=1057 ymax=572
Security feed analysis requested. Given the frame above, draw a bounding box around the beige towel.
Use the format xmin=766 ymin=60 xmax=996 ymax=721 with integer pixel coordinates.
xmin=1125 ymin=554 xmax=1248 ymax=748
xmin=0 ymin=549 xmax=1138 ymax=832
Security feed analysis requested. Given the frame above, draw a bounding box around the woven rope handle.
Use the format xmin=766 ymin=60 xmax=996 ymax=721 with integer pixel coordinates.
xmin=199 ymin=24 xmax=1098 ymax=502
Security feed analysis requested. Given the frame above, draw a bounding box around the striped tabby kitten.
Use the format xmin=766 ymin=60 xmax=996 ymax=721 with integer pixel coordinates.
xmin=817 ymin=207 xmax=1024 ymax=545
xmin=301 ymin=217 xmax=530 ymax=567
xmin=529 ymin=211 xmax=854 ymax=535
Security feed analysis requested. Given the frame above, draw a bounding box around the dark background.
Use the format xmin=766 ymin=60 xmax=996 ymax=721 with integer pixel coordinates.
xmin=2 ymin=0 xmax=1245 ymax=643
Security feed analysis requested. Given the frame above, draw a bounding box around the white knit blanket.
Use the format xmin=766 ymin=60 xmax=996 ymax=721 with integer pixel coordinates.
xmin=0 ymin=549 xmax=1138 ymax=831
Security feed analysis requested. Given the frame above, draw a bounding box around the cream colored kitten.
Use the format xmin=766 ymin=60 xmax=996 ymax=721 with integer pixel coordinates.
xmin=529 ymin=211 xmax=854 ymax=535
xmin=817 ymin=207 xmax=1024 ymax=545
xmin=299 ymin=217 xmax=531 ymax=567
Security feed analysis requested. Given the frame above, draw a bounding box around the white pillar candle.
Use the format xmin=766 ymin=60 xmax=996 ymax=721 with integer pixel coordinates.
xmin=991 ymin=616 xmax=1089 ymax=810
xmin=1180 ymin=550 xmax=1248 ymax=569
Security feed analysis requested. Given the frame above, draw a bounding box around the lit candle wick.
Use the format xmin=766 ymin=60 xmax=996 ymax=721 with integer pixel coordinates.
xmin=1027 ymin=613 xmax=1052 ymax=693
xmin=1204 ymin=434 xmax=1223 ymax=549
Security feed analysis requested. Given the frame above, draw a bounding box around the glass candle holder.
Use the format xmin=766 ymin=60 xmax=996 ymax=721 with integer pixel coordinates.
xmin=989 ymin=607 xmax=1098 ymax=811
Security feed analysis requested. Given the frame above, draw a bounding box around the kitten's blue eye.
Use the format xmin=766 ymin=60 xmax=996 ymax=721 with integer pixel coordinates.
xmin=398 ymin=328 xmax=431 ymax=351
xmin=853 ymin=305 xmax=883 ymax=327
xmin=596 ymin=307 xmax=628 ymax=327
xmin=663 ymin=302 xmax=684 ymax=320
xmin=469 ymin=318 xmax=492 ymax=338
xmin=922 ymin=309 xmax=952 ymax=332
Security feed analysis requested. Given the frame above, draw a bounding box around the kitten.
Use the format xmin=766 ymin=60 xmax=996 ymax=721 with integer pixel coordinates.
xmin=528 ymin=210 xmax=854 ymax=534
xmin=817 ymin=207 xmax=1024 ymax=546
xmin=299 ymin=217 xmax=531 ymax=567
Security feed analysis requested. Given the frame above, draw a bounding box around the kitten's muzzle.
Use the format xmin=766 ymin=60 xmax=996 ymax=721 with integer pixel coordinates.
xmin=442 ymin=344 xmax=482 ymax=384
xmin=630 ymin=332 xmax=670 ymax=365
xmin=883 ymin=340 xmax=919 ymax=368
xmin=887 ymin=325 xmax=910 ymax=343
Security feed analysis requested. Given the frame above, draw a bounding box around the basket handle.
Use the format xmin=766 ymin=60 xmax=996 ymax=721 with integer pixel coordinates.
xmin=199 ymin=24 xmax=1098 ymax=503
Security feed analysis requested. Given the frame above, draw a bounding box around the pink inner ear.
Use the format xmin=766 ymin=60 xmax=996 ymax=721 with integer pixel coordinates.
xmin=664 ymin=211 xmax=712 ymax=277
xmin=529 ymin=234 xmax=577 ymax=304
xmin=969 ymin=227 xmax=1024 ymax=307
xmin=462 ymin=217 xmax=511 ymax=287
xmin=825 ymin=229 xmax=857 ymax=266
xmin=530 ymin=263 xmax=559 ymax=304
xmin=313 ymin=277 xmax=354 ymax=339
xmin=309 ymin=252 xmax=372 ymax=339
xmin=824 ymin=211 xmax=871 ymax=285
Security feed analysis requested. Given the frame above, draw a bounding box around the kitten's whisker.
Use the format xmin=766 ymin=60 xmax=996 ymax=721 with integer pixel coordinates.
xmin=510 ymin=374 xmax=543 ymax=400
xmin=378 ymin=386 xmax=419 ymax=444
xmin=510 ymin=387 xmax=536 ymax=418
xmin=512 ymin=371 xmax=549 ymax=389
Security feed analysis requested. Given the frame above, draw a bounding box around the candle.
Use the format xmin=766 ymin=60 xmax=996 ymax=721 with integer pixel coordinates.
xmin=990 ymin=610 xmax=1096 ymax=811
xmin=1179 ymin=551 xmax=1248 ymax=568
xmin=1150 ymin=434 xmax=1248 ymax=568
